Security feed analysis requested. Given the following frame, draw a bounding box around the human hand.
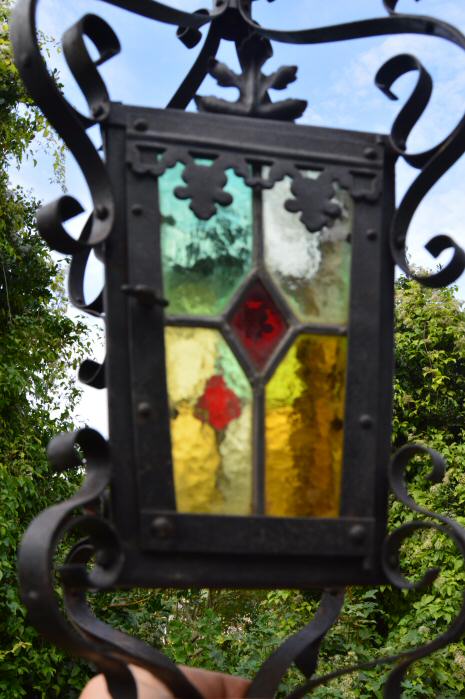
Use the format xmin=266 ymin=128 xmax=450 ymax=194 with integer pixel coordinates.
xmin=80 ymin=664 xmax=251 ymax=699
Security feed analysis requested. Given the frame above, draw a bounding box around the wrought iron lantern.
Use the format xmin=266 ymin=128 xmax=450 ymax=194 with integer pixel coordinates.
xmin=10 ymin=0 xmax=465 ymax=696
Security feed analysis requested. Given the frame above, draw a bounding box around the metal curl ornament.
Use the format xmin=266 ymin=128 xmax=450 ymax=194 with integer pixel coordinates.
xmin=63 ymin=544 xmax=204 ymax=699
xmin=281 ymin=445 xmax=465 ymax=699
xmin=11 ymin=2 xmax=118 ymax=255
xmin=234 ymin=0 xmax=465 ymax=288
xmin=17 ymin=429 xmax=139 ymax=699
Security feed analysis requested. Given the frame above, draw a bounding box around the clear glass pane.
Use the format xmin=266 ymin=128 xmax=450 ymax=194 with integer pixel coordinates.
xmin=165 ymin=327 xmax=253 ymax=514
xmin=160 ymin=162 xmax=253 ymax=316
xmin=265 ymin=334 xmax=347 ymax=517
xmin=263 ymin=175 xmax=352 ymax=325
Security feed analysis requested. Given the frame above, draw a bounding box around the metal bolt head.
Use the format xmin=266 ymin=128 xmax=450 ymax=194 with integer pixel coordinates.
xmin=95 ymin=205 xmax=109 ymax=220
xmin=349 ymin=524 xmax=366 ymax=544
xmin=359 ymin=414 xmax=373 ymax=429
xmin=134 ymin=119 xmax=148 ymax=132
xmin=366 ymin=229 xmax=378 ymax=241
xmin=364 ymin=147 xmax=378 ymax=160
xmin=151 ymin=516 xmax=174 ymax=539
xmin=92 ymin=104 xmax=104 ymax=118
xmin=131 ymin=204 xmax=143 ymax=216
xmin=137 ymin=401 xmax=152 ymax=418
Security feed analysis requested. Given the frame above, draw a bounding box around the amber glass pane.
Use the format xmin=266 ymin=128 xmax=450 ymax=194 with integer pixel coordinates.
xmin=229 ymin=278 xmax=288 ymax=369
xmin=263 ymin=176 xmax=352 ymax=325
xmin=165 ymin=327 xmax=253 ymax=514
xmin=160 ymin=163 xmax=253 ymax=316
xmin=265 ymin=334 xmax=346 ymax=517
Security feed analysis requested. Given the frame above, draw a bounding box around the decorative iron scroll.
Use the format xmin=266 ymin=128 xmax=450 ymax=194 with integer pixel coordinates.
xmin=283 ymin=445 xmax=465 ymax=698
xmin=10 ymin=0 xmax=465 ymax=697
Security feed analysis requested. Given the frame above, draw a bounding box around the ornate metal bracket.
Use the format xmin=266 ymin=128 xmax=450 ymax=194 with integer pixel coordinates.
xmin=10 ymin=0 xmax=465 ymax=697
xmin=128 ymin=143 xmax=381 ymax=226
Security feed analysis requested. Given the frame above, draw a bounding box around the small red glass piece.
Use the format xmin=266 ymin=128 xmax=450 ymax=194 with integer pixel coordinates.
xmin=229 ymin=279 xmax=288 ymax=368
xmin=195 ymin=375 xmax=242 ymax=431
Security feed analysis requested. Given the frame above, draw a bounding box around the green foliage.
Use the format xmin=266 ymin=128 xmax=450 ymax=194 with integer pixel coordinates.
xmin=0 ymin=4 xmax=90 ymax=696
xmin=394 ymin=279 xmax=465 ymax=448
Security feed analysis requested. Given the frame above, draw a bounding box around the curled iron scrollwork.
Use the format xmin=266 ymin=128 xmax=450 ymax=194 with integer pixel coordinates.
xmin=18 ymin=429 xmax=203 ymax=699
xmin=16 ymin=429 xmax=140 ymax=698
xmin=279 ymin=444 xmax=465 ymax=698
xmin=236 ymin=0 xmax=465 ymax=288
xmin=11 ymin=2 xmax=119 ymax=256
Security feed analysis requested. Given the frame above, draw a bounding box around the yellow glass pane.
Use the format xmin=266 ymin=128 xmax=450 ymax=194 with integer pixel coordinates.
xmin=265 ymin=334 xmax=347 ymax=517
xmin=165 ymin=327 xmax=253 ymax=515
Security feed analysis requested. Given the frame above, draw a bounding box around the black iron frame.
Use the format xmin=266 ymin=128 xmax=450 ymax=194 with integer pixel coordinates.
xmin=106 ymin=104 xmax=394 ymax=588
xmin=10 ymin=0 xmax=465 ymax=696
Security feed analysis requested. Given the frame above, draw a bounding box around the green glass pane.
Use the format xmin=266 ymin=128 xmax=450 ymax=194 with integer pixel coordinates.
xmin=160 ymin=163 xmax=253 ymax=316
xmin=263 ymin=175 xmax=352 ymax=325
xmin=265 ymin=334 xmax=347 ymax=517
xmin=165 ymin=327 xmax=253 ymax=514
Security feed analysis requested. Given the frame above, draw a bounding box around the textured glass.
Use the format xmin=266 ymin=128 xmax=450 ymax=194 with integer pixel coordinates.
xmin=263 ymin=175 xmax=352 ymax=325
xmin=160 ymin=163 xmax=253 ymax=316
xmin=229 ymin=279 xmax=288 ymax=369
xmin=165 ymin=327 xmax=253 ymax=514
xmin=265 ymin=334 xmax=347 ymax=517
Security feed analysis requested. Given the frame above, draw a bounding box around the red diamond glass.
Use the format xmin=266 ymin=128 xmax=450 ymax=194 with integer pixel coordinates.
xmin=229 ymin=279 xmax=288 ymax=368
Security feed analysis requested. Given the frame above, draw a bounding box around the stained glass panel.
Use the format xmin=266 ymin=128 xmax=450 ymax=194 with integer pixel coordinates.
xmin=265 ymin=334 xmax=347 ymax=517
xmin=160 ymin=162 xmax=253 ymax=316
xmin=165 ymin=327 xmax=253 ymax=514
xmin=229 ymin=279 xmax=288 ymax=369
xmin=263 ymin=175 xmax=352 ymax=325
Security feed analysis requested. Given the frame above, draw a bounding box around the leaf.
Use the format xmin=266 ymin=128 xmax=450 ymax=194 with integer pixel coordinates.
xmin=208 ymin=60 xmax=241 ymax=89
xmin=269 ymin=65 xmax=298 ymax=90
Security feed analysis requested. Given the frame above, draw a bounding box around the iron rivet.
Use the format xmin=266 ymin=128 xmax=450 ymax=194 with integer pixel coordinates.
xmin=134 ymin=119 xmax=148 ymax=132
xmin=137 ymin=401 xmax=152 ymax=418
xmin=349 ymin=524 xmax=366 ymax=544
xmin=364 ymin=147 xmax=378 ymax=160
xmin=359 ymin=414 xmax=373 ymax=429
xmin=28 ymin=590 xmax=39 ymax=600
xmin=151 ymin=516 xmax=174 ymax=539
xmin=366 ymin=229 xmax=378 ymax=241
xmin=132 ymin=204 xmax=143 ymax=216
xmin=92 ymin=104 xmax=104 ymax=118
xmin=96 ymin=205 xmax=109 ymax=220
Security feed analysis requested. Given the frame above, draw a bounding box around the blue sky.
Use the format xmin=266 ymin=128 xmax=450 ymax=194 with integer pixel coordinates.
xmin=10 ymin=0 xmax=465 ymax=433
